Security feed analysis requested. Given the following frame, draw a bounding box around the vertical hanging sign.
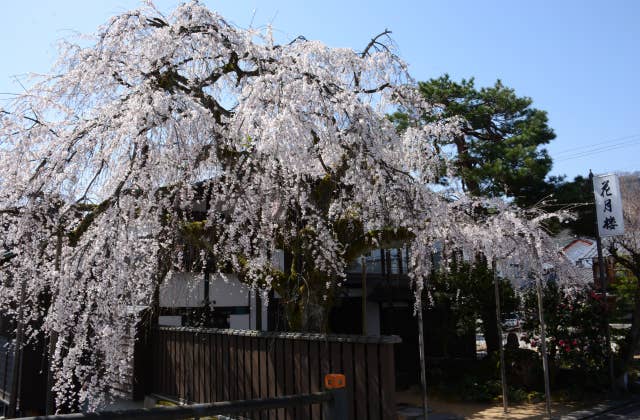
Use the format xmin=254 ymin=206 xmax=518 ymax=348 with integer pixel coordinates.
xmin=592 ymin=173 xmax=625 ymax=237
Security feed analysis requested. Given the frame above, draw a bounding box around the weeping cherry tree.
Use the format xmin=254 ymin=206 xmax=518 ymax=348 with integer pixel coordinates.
xmin=0 ymin=1 xmax=564 ymax=409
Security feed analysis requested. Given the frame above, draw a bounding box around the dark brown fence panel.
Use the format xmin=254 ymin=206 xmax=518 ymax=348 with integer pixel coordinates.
xmin=148 ymin=327 xmax=400 ymax=420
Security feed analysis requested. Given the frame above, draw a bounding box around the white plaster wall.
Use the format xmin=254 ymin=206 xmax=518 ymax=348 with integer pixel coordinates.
xmin=160 ymin=272 xmax=251 ymax=308
xmin=159 ymin=272 xmax=204 ymax=307
xmin=209 ymin=273 xmax=249 ymax=307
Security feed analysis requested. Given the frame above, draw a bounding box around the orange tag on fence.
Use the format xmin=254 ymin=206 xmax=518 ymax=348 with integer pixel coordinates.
xmin=324 ymin=373 xmax=346 ymax=389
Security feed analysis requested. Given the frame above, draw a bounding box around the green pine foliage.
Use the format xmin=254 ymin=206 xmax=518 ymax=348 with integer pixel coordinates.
xmin=393 ymin=74 xmax=555 ymax=207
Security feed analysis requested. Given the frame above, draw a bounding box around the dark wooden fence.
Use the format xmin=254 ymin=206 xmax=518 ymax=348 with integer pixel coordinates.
xmin=147 ymin=326 xmax=400 ymax=420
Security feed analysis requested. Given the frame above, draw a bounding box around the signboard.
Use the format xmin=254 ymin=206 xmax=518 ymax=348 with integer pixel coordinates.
xmin=592 ymin=173 xmax=625 ymax=237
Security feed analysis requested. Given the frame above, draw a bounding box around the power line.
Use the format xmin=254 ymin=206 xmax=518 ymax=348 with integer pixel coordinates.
xmin=554 ymin=136 xmax=640 ymax=158
xmin=553 ymin=133 xmax=640 ymax=156
xmin=555 ymin=138 xmax=640 ymax=162
xmin=554 ymin=136 xmax=640 ymax=159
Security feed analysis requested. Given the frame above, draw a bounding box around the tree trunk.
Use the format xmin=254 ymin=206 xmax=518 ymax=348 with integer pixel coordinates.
xmin=482 ymin=310 xmax=499 ymax=356
xmin=453 ymin=134 xmax=480 ymax=195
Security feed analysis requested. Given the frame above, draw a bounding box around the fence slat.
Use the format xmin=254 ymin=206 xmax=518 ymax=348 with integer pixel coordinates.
xmin=266 ymin=338 xmax=277 ymax=420
xmin=379 ymin=343 xmax=396 ymax=420
xmin=188 ymin=332 xmax=196 ymax=402
xmin=153 ymin=331 xmax=161 ymax=395
xmin=194 ymin=333 xmax=201 ymax=402
xmin=244 ymin=336 xmax=253 ymax=400
xmin=354 ymin=343 xmax=368 ymax=420
xmin=229 ymin=334 xmax=237 ymax=402
xmin=341 ymin=340 xmax=355 ymax=420
xmin=162 ymin=331 xmax=169 ymax=396
xmin=275 ymin=338 xmax=286 ymax=420
xmin=320 ymin=341 xmax=331 ymax=420
xmin=238 ymin=336 xmax=245 ymax=408
xmin=293 ymin=340 xmax=307 ymax=420
xmin=201 ymin=334 xmax=209 ymax=402
xmin=168 ymin=330 xmax=175 ymax=398
xmin=216 ymin=333 xmax=223 ymax=402
xmin=177 ymin=331 xmax=185 ymax=399
xmin=367 ymin=344 xmax=381 ymax=420
xmin=225 ymin=334 xmax=232 ymax=402
xmin=259 ymin=337 xmax=269 ymax=420
xmin=250 ymin=337 xmax=261 ymax=419
xmin=283 ymin=338 xmax=295 ymax=420
xmin=207 ymin=334 xmax=214 ymax=403
xmin=330 ymin=342 xmax=342 ymax=374
xmin=309 ymin=341 xmax=321 ymax=420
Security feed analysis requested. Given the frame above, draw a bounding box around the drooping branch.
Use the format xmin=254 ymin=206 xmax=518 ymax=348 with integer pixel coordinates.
xmin=361 ymin=29 xmax=392 ymax=58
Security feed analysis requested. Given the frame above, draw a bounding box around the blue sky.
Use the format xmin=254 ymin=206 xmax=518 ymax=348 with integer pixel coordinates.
xmin=1 ymin=0 xmax=639 ymax=179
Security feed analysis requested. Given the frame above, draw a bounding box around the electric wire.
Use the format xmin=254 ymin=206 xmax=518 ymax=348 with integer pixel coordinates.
xmin=553 ymin=133 xmax=640 ymax=156
xmin=555 ymin=139 xmax=640 ymax=162
xmin=552 ymin=133 xmax=640 ymax=162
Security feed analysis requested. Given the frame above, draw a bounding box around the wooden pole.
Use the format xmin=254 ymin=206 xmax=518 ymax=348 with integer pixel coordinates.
xmin=361 ymin=256 xmax=367 ymax=336
xmin=417 ymin=292 xmax=429 ymax=420
xmin=531 ymin=242 xmax=552 ymax=418
xmin=590 ymin=170 xmax=616 ymax=391
xmin=6 ymin=279 xmax=25 ymax=418
xmin=46 ymin=229 xmax=64 ymax=415
xmin=492 ymin=258 xmax=508 ymax=414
